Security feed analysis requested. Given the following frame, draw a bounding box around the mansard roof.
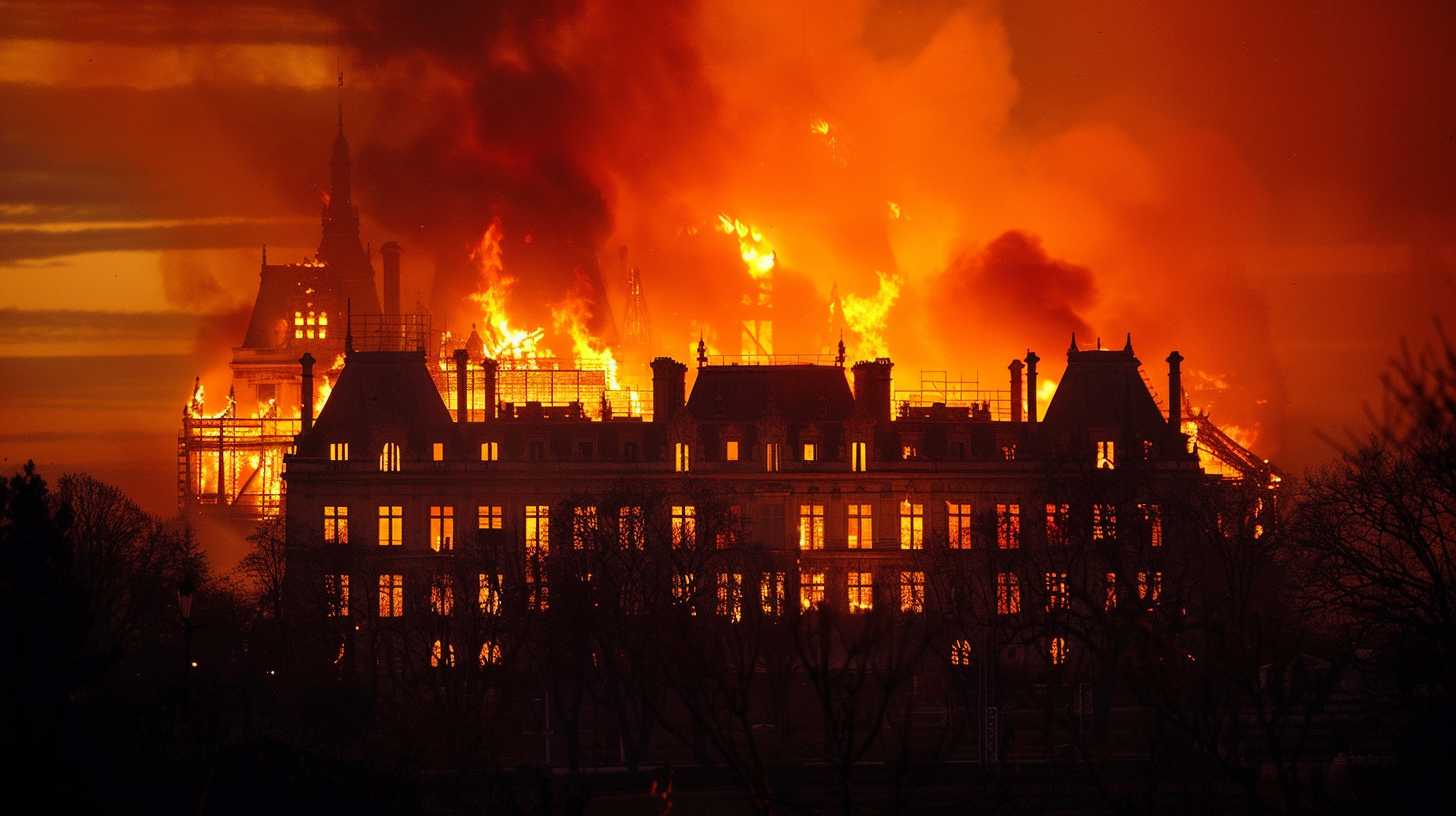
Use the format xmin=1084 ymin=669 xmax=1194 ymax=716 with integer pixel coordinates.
xmin=686 ymin=364 xmax=855 ymax=422
xmin=1041 ymin=346 xmax=1171 ymax=441
xmin=308 ymin=351 xmax=453 ymax=448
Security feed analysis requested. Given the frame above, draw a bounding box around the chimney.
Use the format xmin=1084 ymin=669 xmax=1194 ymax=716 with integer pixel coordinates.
xmin=300 ymin=352 xmax=316 ymax=433
xmin=651 ymin=357 xmax=687 ymax=423
xmin=851 ymin=358 xmax=895 ymax=422
xmin=1009 ymin=358 xmax=1024 ymax=423
xmin=453 ymin=348 xmax=469 ymax=424
xmin=480 ymin=357 xmax=498 ymax=421
xmin=381 ymin=242 xmax=402 ymax=316
xmin=1166 ymin=351 xmax=1184 ymax=429
xmin=1024 ymin=350 xmax=1040 ymax=424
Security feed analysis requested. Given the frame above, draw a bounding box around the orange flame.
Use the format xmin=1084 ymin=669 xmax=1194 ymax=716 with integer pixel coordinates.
xmin=467 ymin=218 xmax=548 ymax=360
xmin=841 ymin=271 xmax=903 ymax=360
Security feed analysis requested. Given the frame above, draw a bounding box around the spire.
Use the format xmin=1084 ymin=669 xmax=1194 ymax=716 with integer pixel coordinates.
xmin=336 ymin=67 xmax=344 ymax=136
xmin=835 ymin=332 xmax=846 ymax=366
xmin=1069 ymin=332 xmax=1079 ymax=353
xmin=696 ymin=333 xmax=708 ymax=367
xmin=1123 ymin=332 xmax=1133 ymax=353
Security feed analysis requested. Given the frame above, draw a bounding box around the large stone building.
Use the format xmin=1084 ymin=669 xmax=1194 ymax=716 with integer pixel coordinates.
xmin=280 ymin=331 xmax=1257 ymax=764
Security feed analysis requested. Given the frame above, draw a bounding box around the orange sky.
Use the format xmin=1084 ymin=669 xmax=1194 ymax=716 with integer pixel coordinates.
xmin=2 ymin=0 xmax=1453 ymax=518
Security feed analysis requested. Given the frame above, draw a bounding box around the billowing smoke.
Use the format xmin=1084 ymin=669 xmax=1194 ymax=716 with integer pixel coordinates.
xmin=314 ymin=0 xmax=718 ymax=345
xmin=935 ymin=231 xmax=1096 ymax=352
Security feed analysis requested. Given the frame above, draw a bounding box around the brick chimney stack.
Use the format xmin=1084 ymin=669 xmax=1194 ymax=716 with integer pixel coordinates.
xmin=1024 ymin=350 xmax=1040 ymax=424
xmin=1009 ymin=358 xmax=1024 ymax=423
xmin=480 ymin=358 xmax=498 ymax=421
xmin=651 ymin=357 xmax=687 ymax=423
xmin=1167 ymin=351 xmax=1184 ymax=429
xmin=300 ymin=352 xmax=316 ymax=433
xmin=453 ymin=348 xmax=469 ymax=424
xmin=851 ymin=358 xmax=895 ymax=423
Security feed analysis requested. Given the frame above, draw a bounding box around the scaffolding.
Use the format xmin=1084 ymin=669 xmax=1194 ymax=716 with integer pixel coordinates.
xmin=177 ymin=412 xmax=299 ymax=520
xmin=1138 ymin=365 xmax=1281 ymax=484
xmin=894 ymin=370 xmax=1011 ymax=422
xmin=430 ymin=358 xmax=651 ymax=423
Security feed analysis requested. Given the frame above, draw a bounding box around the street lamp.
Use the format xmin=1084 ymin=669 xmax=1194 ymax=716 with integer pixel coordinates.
xmin=177 ymin=577 xmax=196 ymax=673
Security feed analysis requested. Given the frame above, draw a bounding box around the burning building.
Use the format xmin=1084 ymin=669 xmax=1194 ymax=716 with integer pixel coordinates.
xmin=177 ymin=79 xmax=647 ymax=522
xmin=278 ymin=327 xmax=1279 ymax=762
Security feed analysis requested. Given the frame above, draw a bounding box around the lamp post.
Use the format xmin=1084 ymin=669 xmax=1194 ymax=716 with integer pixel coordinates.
xmin=177 ymin=577 xmax=196 ymax=706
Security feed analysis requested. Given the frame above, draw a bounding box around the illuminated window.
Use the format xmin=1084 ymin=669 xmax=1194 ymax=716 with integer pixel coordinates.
xmin=716 ymin=572 xmax=743 ymax=621
xmin=848 ymin=571 xmax=874 ymax=613
xmin=725 ymin=440 xmax=739 ymax=461
xmin=760 ymin=571 xmax=785 ymax=616
xmin=432 ymin=442 xmax=444 ymax=462
xmin=1049 ymin=636 xmax=1069 ymax=666
xmin=430 ymin=639 xmax=455 ymax=668
xmin=1044 ymin=571 xmax=1069 ymax=612
xmin=1001 ymin=442 xmax=1017 ymax=462
xmin=379 ymin=442 xmax=401 ymax=472
xmin=947 ymin=502 xmax=973 ymax=549
xmin=902 ymin=444 xmax=918 ymax=460
xmin=525 ymin=504 xmax=551 ymax=558
xmin=1104 ymin=571 xmax=1118 ymax=611
xmin=671 ymin=504 xmax=696 ymax=548
xmin=672 ymin=569 xmax=696 ymax=610
xmin=323 ymin=505 xmax=349 ymax=544
xmin=674 ymin=442 xmax=691 ymax=472
xmin=851 ymin=440 xmax=868 ymax=472
xmin=950 ymin=639 xmax=972 ymax=667
xmin=329 ymin=442 xmax=349 ymax=462
xmin=429 ymin=505 xmax=455 ymax=552
xmin=899 ymin=500 xmax=924 ymax=549
xmin=478 ymin=573 xmax=502 ymax=614
xmin=799 ymin=571 xmax=825 ymax=611
xmin=996 ymin=503 xmax=1021 ymax=549
xmin=325 ymin=573 xmax=349 ymax=617
xmin=377 ymin=505 xmax=403 ymax=547
xmin=798 ymin=504 xmax=825 ymax=550
xmin=479 ymin=641 xmax=502 ymax=666
xmin=847 ymin=503 xmax=873 ymax=549
xmin=1097 ymin=440 xmax=1116 ymax=470
xmin=802 ymin=442 xmax=817 ymax=462
xmin=1137 ymin=570 xmax=1163 ymax=605
xmin=766 ymin=442 xmax=782 ymax=472
xmin=1093 ymin=504 xmax=1117 ymax=541
xmin=477 ymin=504 xmax=503 ymax=530
xmin=572 ymin=505 xmax=598 ymax=549
xmin=430 ymin=574 xmax=455 ymax=615
xmin=1045 ymin=503 xmax=1070 ymax=546
xmin=378 ymin=574 xmax=404 ymax=617
xmin=1140 ymin=503 xmax=1163 ymax=548
xmin=480 ymin=441 xmax=499 ymax=461
xmin=900 ymin=571 xmax=925 ymax=613
xmin=618 ymin=505 xmax=644 ymax=549
xmin=996 ymin=572 xmax=1021 ymax=615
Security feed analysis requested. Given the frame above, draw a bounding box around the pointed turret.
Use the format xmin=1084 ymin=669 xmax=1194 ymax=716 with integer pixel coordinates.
xmin=315 ymin=70 xmax=380 ymax=314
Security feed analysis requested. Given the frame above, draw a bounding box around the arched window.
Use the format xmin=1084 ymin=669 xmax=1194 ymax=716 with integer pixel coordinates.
xmin=379 ymin=442 xmax=401 ymax=472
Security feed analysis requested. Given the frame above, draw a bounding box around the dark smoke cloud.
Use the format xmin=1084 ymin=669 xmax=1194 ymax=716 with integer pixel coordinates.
xmin=935 ymin=230 xmax=1096 ymax=352
xmin=314 ymin=0 xmax=716 ymax=341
